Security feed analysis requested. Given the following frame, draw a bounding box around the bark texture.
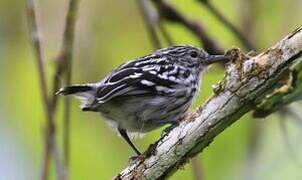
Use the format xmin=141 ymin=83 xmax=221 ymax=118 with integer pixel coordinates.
xmin=115 ymin=27 xmax=302 ymax=180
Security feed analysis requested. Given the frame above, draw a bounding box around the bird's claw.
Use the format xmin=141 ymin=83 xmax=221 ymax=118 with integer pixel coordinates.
xmin=161 ymin=122 xmax=179 ymax=137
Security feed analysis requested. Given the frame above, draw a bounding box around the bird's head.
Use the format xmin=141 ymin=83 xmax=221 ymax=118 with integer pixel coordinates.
xmin=154 ymin=45 xmax=229 ymax=72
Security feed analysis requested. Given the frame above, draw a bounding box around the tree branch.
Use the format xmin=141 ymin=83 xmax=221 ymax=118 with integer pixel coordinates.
xmin=136 ymin=0 xmax=174 ymax=48
xmin=115 ymin=27 xmax=302 ymax=179
xmin=191 ymin=157 xmax=204 ymax=180
xmin=153 ymin=0 xmax=223 ymax=54
xmin=136 ymin=0 xmax=161 ymax=49
xmin=26 ymin=0 xmax=79 ymax=179
xmin=26 ymin=0 xmax=49 ymax=118
xmin=158 ymin=22 xmax=174 ymax=46
xmin=198 ymin=0 xmax=256 ymax=50
xmin=59 ymin=0 xmax=80 ymax=167
xmin=26 ymin=1 xmax=59 ymax=180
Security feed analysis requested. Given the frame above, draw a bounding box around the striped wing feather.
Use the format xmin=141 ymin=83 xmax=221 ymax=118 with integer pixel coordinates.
xmin=95 ymin=57 xmax=181 ymax=104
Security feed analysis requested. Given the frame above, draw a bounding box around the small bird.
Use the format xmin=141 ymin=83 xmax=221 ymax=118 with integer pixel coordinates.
xmin=57 ymin=45 xmax=229 ymax=155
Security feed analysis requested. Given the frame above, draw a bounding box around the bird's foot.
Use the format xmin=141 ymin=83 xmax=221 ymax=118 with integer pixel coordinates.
xmin=161 ymin=122 xmax=179 ymax=137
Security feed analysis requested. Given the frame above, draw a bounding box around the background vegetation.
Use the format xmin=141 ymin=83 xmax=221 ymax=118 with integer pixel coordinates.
xmin=0 ymin=0 xmax=302 ymax=179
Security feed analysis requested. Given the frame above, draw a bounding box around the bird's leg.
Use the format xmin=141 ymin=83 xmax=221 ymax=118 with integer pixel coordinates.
xmin=118 ymin=128 xmax=141 ymax=156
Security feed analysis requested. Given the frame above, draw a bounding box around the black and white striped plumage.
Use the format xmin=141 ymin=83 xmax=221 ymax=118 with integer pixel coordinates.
xmin=57 ymin=45 xmax=228 ymax=155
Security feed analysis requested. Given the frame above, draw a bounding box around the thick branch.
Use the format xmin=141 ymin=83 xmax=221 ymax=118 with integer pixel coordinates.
xmin=116 ymin=27 xmax=302 ymax=179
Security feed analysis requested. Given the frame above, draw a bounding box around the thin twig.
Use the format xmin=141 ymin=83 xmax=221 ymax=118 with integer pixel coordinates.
xmin=136 ymin=0 xmax=161 ymax=49
xmin=153 ymin=0 xmax=223 ymax=54
xmin=137 ymin=0 xmax=175 ymax=47
xmin=26 ymin=1 xmax=49 ymax=114
xmin=53 ymin=139 xmax=68 ymax=180
xmin=56 ymin=0 xmax=80 ymax=167
xmin=26 ymin=1 xmax=56 ymax=180
xmin=158 ymin=22 xmax=174 ymax=46
xmin=279 ymin=116 xmax=302 ymax=168
xmin=281 ymin=106 xmax=302 ymax=128
xmin=240 ymin=0 xmax=257 ymax=44
xmin=26 ymin=0 xmax=79 ymax=179
xmin=191 ymin=158 xmax=204 ymax=180
xmin=244 ymin=121 xmax=261 ymax=180
xmin=198 ymin=0 xmax=256 ymax=50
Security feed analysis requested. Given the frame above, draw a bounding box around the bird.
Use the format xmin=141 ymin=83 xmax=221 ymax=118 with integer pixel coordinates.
xmin=57 ymin=45 xmax=229 ymax=156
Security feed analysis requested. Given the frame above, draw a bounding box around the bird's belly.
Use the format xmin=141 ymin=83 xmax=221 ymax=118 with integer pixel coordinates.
xmin=98 ymin=95 xmax=192 ymax=133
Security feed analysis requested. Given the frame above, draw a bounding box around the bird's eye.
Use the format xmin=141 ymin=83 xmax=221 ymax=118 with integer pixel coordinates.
xmin=190 ymin=51 xmax=198 ymax=58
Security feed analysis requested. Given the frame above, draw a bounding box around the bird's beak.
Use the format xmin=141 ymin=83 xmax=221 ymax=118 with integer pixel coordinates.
xmin=204 ymin=54 xmax=229 ymax=65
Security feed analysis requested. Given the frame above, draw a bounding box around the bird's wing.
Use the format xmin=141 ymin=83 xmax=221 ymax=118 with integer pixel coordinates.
xmin=95 ymin=60 xmax=182 ymax=104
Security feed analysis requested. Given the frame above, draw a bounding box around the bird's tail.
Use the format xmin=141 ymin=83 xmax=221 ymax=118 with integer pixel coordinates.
xmin=56 ymin=84 xmax=96 ymax=110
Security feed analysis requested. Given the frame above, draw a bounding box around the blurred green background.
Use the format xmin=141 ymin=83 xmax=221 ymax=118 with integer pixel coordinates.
xmin=1 ymin=0 xmax=302 ymax=179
